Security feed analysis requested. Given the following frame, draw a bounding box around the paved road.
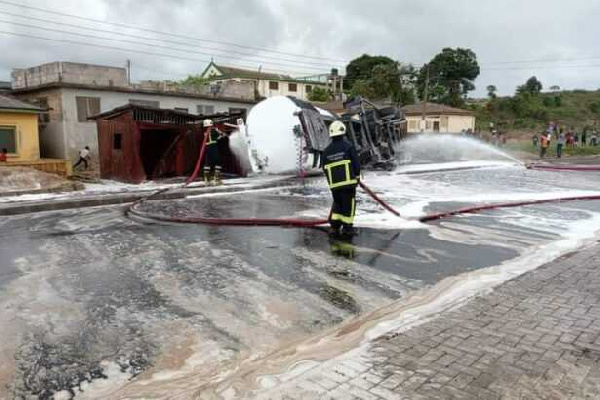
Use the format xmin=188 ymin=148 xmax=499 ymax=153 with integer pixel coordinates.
xmin=259 ymin=243 xmax=600 ymax=399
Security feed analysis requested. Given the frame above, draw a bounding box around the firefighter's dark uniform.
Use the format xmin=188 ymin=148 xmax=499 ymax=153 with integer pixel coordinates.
xmin=323 ymin=136 xmax=361 ymax=236
xmin=204 ymin=128 xmax=222 ymax=181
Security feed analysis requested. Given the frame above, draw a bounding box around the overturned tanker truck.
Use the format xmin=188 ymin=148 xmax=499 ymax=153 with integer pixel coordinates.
xmin=238 ymin=95 xmax=407 ymax=175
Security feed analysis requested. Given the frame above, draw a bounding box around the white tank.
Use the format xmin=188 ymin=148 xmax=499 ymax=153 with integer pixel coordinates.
xmin=235 ymin=96 xmax=334 ymax=175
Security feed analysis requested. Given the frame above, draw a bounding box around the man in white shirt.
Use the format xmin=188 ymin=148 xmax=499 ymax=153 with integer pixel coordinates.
xmin=73 ymin=146 xmax=91 ymax=170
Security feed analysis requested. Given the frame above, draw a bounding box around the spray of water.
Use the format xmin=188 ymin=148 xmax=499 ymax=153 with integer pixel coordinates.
xmin=397 ymin=134 xmax=523 ymax=165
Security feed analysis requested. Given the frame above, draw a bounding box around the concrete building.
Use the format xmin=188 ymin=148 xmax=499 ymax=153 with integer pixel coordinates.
xmin=10 ymin=62 xmax=257 ymax=171
xmin=200 ymin=62 xmax=337 ymax=102
xmin=0 ymin=94 xmax=70 ymax=176
xmin=402 ymin=102 xmax=476 ymax=133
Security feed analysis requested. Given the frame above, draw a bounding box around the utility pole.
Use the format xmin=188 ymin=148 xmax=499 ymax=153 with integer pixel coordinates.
xmin=421 ymin=65 xmax=429 ymax=132
xmin=126 ymin=59 xmax=131 ymax=85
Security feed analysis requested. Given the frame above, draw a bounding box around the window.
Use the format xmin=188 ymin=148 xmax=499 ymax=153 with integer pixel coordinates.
xmin=229 ymin=107 xmax=247 ymax=121
xmin=306 ymin=85 xmax=312 ymax=93
xmin=129 ymin=99 xmax=160 ymax=108
xmin=269 ymin=81 xmax=279 ymax=90
xmin=76 ymin=96 xmax=101 ymax=122
xmin=113 ymin=133 xmax=123 ymax=150
xmin=197 ymin=105 xmax=215 ymax=115
xmin=174 ymin=107 xmax=189 ymax=113
xmin=0 ymin=126 xmax=16 ymax=153
xmin=288 ymin=83 xmax=297 ymax=92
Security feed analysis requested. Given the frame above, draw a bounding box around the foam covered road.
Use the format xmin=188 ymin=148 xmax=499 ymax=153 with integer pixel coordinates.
xmin=1 ymin=163 xmax=600 ymax=398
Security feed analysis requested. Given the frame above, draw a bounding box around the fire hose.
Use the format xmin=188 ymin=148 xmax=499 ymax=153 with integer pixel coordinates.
xmin=128 ymin=135 xmax=600 ymax=227
xmin=527 ymin=163 xmax=600 ymax=172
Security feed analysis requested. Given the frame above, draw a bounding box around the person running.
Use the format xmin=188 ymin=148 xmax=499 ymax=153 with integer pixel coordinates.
xmin=323 ymin=121 xmax=360 ymax=240
xmin=73 ymin=146 xmax=91 ymax=170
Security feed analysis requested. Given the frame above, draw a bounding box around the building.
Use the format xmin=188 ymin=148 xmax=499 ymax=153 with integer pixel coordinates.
xmin=0 ymin=94 xmax=70 ymax=176
xmin=91 ymin=104 xmax=243 ymax=183
xmin=0 ymin=81 xmax=11 ymax=94
xmin=200 ymin=62 xmax=341 ymax=102
xmin=10 ymin=62 xmax=257 ymax=172
xmin=402 ymin=102 xmax=476 ymax=133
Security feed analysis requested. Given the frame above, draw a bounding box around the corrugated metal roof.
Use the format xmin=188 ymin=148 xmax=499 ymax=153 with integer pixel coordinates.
xmin=0 ymin=94 xmax=43 ymax=113
xmin=402 ymin=102 xmax=474 ymax=116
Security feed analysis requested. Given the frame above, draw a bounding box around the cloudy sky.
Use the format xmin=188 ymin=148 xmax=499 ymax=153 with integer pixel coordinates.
xmin=0 ymin=0 xmax=599 ymax=97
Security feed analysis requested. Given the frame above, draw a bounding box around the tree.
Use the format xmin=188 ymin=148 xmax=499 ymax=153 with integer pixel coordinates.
xmin=550 ymin=85 xmax=561 ymax=92
xmin=345 ymin=54 xmax=396 ymax=87
xmin=348 ymin=61 xmax=417 ymax=105
xmin=516 ymin=76 xmax=543 ymax=96
xmin=416 ymin=48 xmax=480 ymax=107
xmin=307 ymin=86 xmax=329 ymax=102
xmin=487 ymin=85 xmax=497 ymax=99
xmin=178 ymin=74 xmax=208 ymax=87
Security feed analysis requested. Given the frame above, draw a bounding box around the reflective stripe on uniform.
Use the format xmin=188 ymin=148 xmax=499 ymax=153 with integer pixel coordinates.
xmin=330 ymin=197 xmax=356 ymax=224
xmin=324 ymin=159 xmax=357 ymax=189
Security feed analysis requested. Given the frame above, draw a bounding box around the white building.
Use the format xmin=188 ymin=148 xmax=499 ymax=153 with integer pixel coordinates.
xmin=200 ymin=62 xmax=333 ymax=102
xmin=402 ymin=102 xmax=476 ymax=133
xmin=11 ymin=62 xmax=256 ymax=167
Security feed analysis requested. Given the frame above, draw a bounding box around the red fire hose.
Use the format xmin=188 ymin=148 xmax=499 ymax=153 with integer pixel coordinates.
xmin=130 ymin=135 xmax=600 ymax=227
xmin=528 ymin=163 xmax=600 ymax=172
xmin=419 ymin=194 xmax=600 ymax=222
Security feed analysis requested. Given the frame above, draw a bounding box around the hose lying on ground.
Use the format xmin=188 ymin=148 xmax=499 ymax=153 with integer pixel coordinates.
xmin=419 ymin=194 xmax=600 ymax=223
xmin=527 ymin=163 xmax=600 ymax=172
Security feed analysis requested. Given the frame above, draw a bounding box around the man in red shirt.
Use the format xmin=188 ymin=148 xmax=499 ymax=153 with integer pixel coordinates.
xmin=0 ymin=148 xmax=7 ymax=162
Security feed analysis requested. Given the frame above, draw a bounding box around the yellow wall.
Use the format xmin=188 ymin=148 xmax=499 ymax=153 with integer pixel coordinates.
xmin=0 ymin=112 xmax=40 ymax=161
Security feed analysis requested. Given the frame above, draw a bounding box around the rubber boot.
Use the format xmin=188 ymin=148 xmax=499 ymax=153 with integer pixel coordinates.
xmin=213 ymin=169 xmax=223 ymax=186
xmin=203 ymin=170 xmax=212 ymax=184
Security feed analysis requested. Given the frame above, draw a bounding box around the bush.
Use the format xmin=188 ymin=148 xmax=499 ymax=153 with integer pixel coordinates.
xmin=590 ymin=102 xmax=600 ymax=114
xmin=554 ymin=96 xmax=562 ymax=107
xmin=543 ymin=97 xmax=554 ymax=107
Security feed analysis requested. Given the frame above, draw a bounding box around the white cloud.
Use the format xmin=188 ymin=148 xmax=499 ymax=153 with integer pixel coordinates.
xmin=0 ymin=0 xmax=599 ymax=96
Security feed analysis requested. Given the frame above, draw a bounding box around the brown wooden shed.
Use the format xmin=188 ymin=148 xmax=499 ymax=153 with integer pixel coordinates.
xmin=92 ymin=104 xmax=242 ymax=183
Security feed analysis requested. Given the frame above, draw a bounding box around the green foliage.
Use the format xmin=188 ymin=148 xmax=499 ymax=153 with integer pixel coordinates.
xmin=554 ymin=96 xmax=562 ymax=107
xmin=486 ymin=85 xmax=497 ymax=99
xmin=346 ymin=57 xmax=417 ymax=105
xmin=178 ymin=75 xmax=208 ymax=87
xmin=516 ymin=76 xmax=543 ymax=96
xmin=307 ymin=86 xmax=329 ymax=102
xmin=345 ymin=54 xmax=396 ymax=86
xmin=474 ymin=89 xmax=600 ymax=132
xmin=417 ymin=48 xmax=480 ymax=107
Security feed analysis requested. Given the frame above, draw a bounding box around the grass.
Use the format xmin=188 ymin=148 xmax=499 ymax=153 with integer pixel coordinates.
xmin=506 ymin=140 xmax=600 ymax=158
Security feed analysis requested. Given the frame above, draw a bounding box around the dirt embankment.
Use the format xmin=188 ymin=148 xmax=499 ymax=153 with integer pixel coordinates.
xmin=0 ymin=166 xmax=81 ymax=196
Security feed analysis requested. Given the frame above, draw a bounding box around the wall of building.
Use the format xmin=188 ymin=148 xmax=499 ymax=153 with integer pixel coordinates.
xmin=0 ymin=112 xmax=40 ymax=161
xmin=405 ymin=115 xmax=475 ymax=133
xmin=12 ymin=62 xmax=127 ymax=89
xmin=59 ymin=88 xmax=254 ymax=163
xmin=256 ymin=79 xmax=322 ymax=101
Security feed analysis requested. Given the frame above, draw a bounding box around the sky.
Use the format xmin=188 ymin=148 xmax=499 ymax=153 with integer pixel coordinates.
xmin=0 ymin=0 xmax=599 ymax=97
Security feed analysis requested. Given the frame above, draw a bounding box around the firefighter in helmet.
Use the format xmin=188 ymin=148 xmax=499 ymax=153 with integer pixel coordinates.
xmin=203 ymin=119 xmax=224 ymax=184
xmin=323 ymin=120 xmax=361 ymax=239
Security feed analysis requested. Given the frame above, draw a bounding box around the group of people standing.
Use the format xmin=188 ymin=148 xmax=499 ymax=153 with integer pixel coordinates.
xmin=535 ymin=125 xmax=599 ymax=158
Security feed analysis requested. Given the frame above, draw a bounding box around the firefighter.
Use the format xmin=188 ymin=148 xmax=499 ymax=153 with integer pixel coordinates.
xmin=323 ymin=120 xmax=360 ymax=239
xmin=203 ymin=119 xmax=224 ymax=184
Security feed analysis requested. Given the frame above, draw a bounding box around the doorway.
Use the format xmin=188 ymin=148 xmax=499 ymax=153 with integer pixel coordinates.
xmin=433 ymin=121 xmax=440 ymax=132
xmin=139 ymin=129 xmax=180 ymax=179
